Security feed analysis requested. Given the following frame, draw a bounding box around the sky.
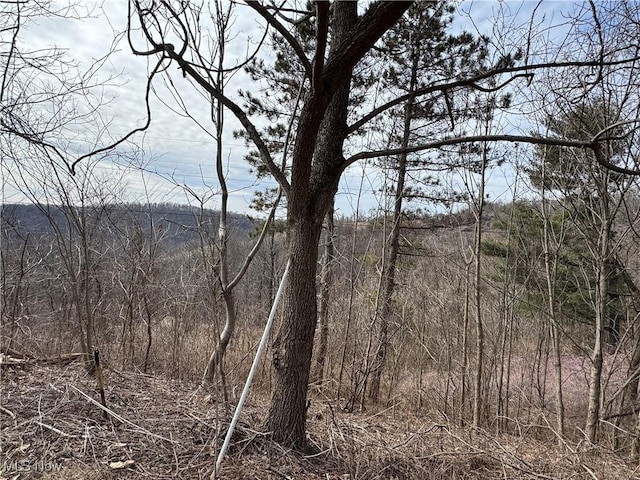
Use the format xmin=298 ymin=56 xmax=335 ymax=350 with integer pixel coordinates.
xmin=1 ymin=0 xmax=582 ymax=217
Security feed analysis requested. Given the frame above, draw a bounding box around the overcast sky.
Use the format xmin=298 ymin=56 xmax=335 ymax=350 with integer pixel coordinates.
xmin=2 ymin=0 xmax=578 ymax=217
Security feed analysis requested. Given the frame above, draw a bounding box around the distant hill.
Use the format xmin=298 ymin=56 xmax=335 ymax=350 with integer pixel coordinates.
xmin=0 ymin=203 xmax=256 ymax=245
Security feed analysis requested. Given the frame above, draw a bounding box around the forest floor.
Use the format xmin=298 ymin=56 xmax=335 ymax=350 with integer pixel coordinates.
xmin=1 ymin=356 xmax=639 ymax=480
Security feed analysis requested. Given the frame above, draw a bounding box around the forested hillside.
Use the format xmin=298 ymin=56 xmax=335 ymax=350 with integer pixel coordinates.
xmin=1 ymin=203 xmax=253 ymax=243
xmin=3 ymin=197 xmax=639 ymax=451
xmin=2 ymin=0 xmax=640 ymax=478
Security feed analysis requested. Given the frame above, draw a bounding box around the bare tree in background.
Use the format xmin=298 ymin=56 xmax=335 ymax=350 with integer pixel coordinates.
xmin=4 ymin=156 xmax=123 ymax=362
xmin=6 ymin=0 xmax=640 ymax=451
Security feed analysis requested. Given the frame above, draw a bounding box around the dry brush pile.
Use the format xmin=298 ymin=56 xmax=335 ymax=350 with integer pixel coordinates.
xmin=1 ymin=355 xmax=638 ymax=479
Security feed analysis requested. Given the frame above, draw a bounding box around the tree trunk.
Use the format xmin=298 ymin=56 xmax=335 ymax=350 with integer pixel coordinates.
xmin=460 ymin=258 xmax=472 ymax=425
xmin=312 ymin=202 xmax=335 ymax=385
xmin=368 ymin=44 xmax=417 ymax=403
xmin=614 ymin=270 xmax=640 ymax=449
xmin=496 ymin=195 xmax=517 ymax=434
xmin=541 ymin=177 xmax=565 ymax=441
xmin=585 ymin=260 xmax=606 ymax=443
xmin=620 ymin=329 xmax=640 ymax=450
xmin=585 ymin=170 xmax=611 ymax=444
xmin=265 ymin=213 xmax=325 ymax=449
xmin=203 ymin=21 xmax=237 ymax=389
xmin=338 ymin=208 xmax=360 ymax=401
xmin=263 ymin=1 xmax=411 ymax=449
xmin=203 ymin=291 xmax=235 ymax=385
xmin=472 ymin=144 xmax=487 ymax=428
xmin=633 ymin=401 xmax=640 ymax=456
xmin=265 ymin=3 xmax=355 ymax=448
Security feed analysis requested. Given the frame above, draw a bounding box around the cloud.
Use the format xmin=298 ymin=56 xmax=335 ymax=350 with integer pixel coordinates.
xmin=6 ymin=1 xmax=576 ymax=216
xmin=9 ymin=1 xmax=264 ymax=211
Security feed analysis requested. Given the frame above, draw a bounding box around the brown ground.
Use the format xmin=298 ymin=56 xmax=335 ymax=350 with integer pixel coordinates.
xmin=1 ymin=356 xmax=638 ymax=479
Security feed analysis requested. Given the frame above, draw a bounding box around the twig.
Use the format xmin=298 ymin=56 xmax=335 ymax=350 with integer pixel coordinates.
xmin=0 ymin=405 xmax=16 ymax=418
xmin=32 ymin=420 xmax=73 ymax=437
xmin=361 ymin=401 xmax=404 ymax=422
xmin=266 ymin=466 xmax=294 ymax=479
xmin=583 ymin=464 xmax=599 ymax=480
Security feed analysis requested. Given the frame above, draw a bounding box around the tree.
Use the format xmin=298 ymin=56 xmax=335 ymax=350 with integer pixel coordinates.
xmin=529 ymin=99 xmax=638 ymax=443
xmin=363 ymin=2 xmax=489 ymax=404
xmin=127 ymin=0 xmax=640 ymax=449
xmin=4 ymin=155 xmax=123 ymax=363
xmin=483 ymin=201 xmax=573 ymax=437
xmin=262 ymin=3 xmax=413 ymax=448
xmin=128 ymin=0 xmax=414 ymax=448
xmin=197 ymin=0 xmax=287 ymax=389
xmin=1 ymin=1 xmax=158 ymax=368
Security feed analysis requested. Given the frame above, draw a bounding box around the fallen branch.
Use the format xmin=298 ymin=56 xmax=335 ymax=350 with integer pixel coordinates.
xmin=69 ymin=384 xmax=178 ymax=444
xmin=32 ymin=420 xmax=73 ymax=438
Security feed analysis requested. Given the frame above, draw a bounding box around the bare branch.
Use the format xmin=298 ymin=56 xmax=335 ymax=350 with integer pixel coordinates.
xmin=159 ymin=0 xmax=189 ymax=57
xmin=592 ymin=119 xmax=640 ymax=141
xmin=128 ymin=1 xmax=165 ymax=56
xmin=0 ymin=0 xmax=21 ymax=103
xmin=344 ymin=134 xmax=640 ymax=176
xmin=244 ymin=0 xmax=312 ymax=78
xmin=156 ymin=43 xmax=291 ymax=193
xmin=68 ymin=56 xmax=164 ymax=174
xmin=591 ymin=143 xmax=640 ymax=175
xmin=348 ymin=56 xmax=640 ymax=135
xmin=228 ymin=189 xmax=281 ymax=291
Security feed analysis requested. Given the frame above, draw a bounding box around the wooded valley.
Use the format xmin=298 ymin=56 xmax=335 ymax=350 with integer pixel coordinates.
xmin=2 ymin=1 xmax=640 ymax=478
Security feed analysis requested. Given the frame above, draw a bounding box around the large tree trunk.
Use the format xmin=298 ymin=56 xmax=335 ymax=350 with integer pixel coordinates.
xmin=263 ymin=1 xmax=411 ymax=450
xmin=266 ymin=213 xmax=325 ymax=449
xmin=265 ymin=2 xmax=358 ymax=450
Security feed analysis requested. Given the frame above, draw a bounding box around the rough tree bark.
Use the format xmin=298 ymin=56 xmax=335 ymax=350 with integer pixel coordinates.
xmin=264 ymin=2 xmax=413 ymax=450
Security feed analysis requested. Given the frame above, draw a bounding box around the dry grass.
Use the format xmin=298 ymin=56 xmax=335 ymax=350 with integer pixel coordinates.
xmin=1 ymin=356 xmax=639 ymax=480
